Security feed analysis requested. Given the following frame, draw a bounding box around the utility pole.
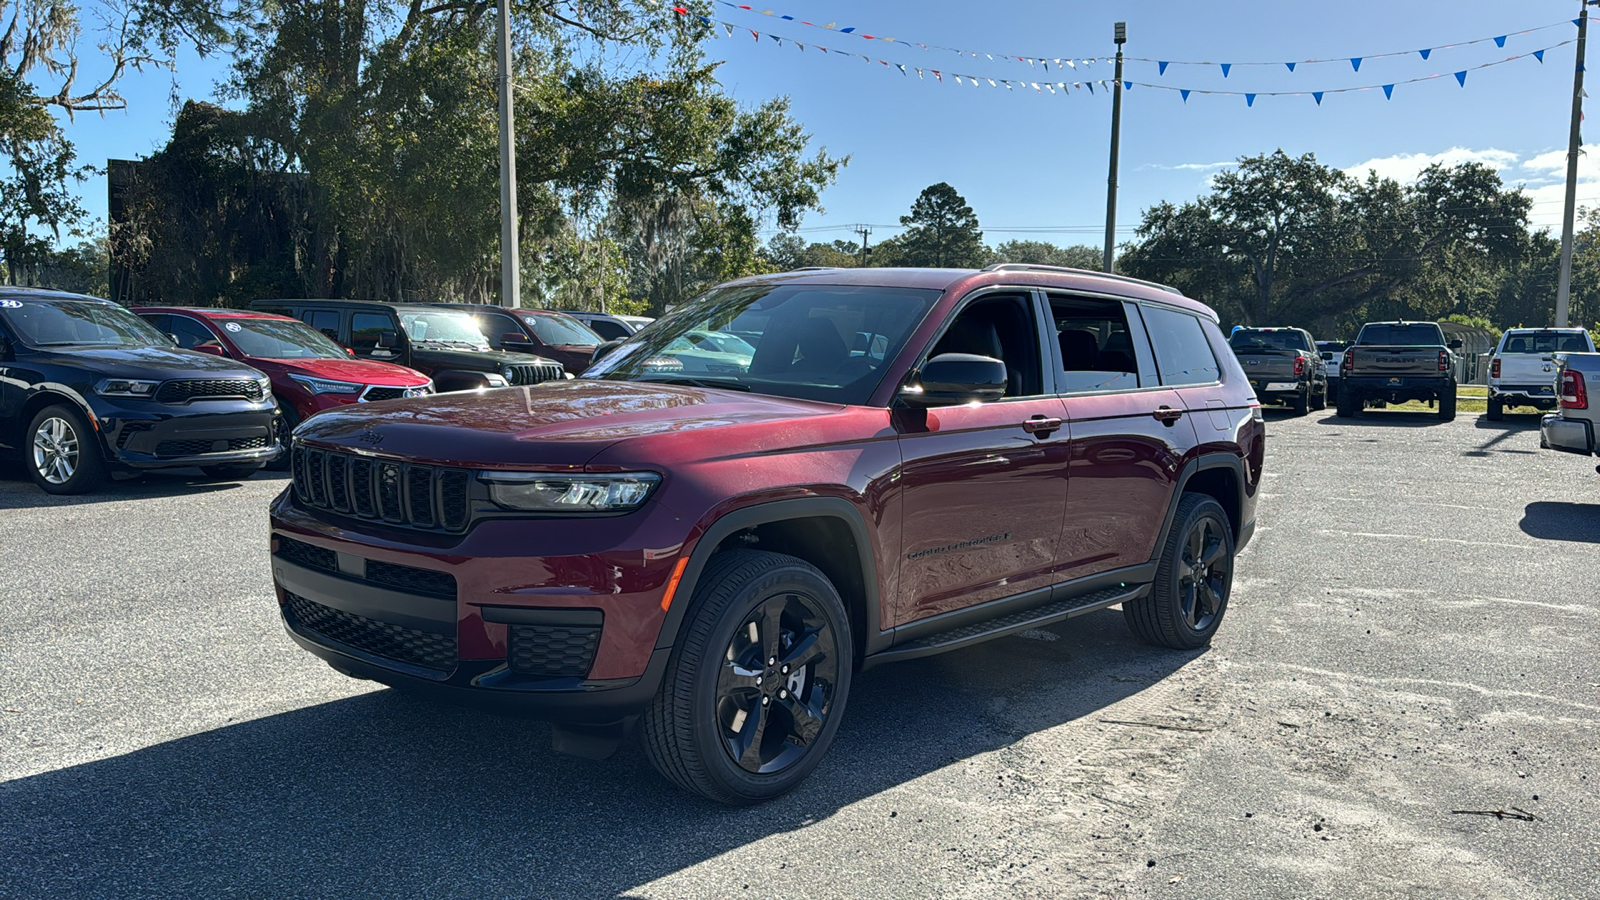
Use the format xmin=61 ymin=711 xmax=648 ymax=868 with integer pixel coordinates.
xmin=497 ymin=0 xmax=520 ymax=308
xmin=1103 ymin=22 xmax=1127 ymax=274
xmin=1557 ymin=0 xmax=1591 ymax=328
xmin=854 ymin=225 xmax=871 ymax=266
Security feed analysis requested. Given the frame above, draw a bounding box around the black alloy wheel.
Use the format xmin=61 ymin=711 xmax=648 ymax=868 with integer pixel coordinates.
xmin=643 ymin=549 xmax=852 ymax=805
xmin=268 ymin=400 xmax=300 ymax=471
xmin=1124 ymin=493 xmax=1235 ymax=650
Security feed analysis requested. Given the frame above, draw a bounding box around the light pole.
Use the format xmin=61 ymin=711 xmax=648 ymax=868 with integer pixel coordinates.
xmin=1556 ymin=0 xmax=1590 ymax=328
xmin=497 ymin=0 xmax=520 ymax=308
xmin=1103 ymin=22 xmax=1127 ymax=274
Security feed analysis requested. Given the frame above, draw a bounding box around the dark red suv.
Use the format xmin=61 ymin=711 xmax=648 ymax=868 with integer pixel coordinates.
xmin=269 ymin=266 xmax=1264 ymax=804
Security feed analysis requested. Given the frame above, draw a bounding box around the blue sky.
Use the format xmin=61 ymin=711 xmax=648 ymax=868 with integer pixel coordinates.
xmin=58 ymin=0 xmax=1598 ymax=252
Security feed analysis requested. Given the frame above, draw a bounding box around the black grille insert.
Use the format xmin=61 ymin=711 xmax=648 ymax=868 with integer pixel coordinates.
xmin=275 ymin=536 xmax=337 ymax=573
xmin=156 ymin=379 xmax=264 ymax=403
xmin=505 ymin=362 xmax=565 ymax=386
xmin=284 ymin=592 xmax=456 ymax=671
xmin=365 ymin=560 xmax=457 ymax=599
xmin=155 ymin=435 xmax=270 ymax=458
xmin=293 ymin=445 xmax=473 ymax=533
xmin=362 ymin=386 xmax=407 ymax=401
xmin=508 ymin=624 xmax=600 ymax=677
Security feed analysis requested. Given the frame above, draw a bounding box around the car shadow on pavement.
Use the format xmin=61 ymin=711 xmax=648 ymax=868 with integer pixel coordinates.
xmin=1312 ymin=410 xmax=1448 ymax=428
xmin=1519 ymin=501 xmax=1600 ymax=544
xmin=0 ymin=460 xmax=288 ymax=510
xmin=1460 ymin=416 xmax=1542 ymax=457
xmin=0 ymin=610 xmax=1200 ymax=897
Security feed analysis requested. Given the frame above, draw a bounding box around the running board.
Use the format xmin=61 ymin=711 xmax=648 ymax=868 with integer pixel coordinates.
xmin=864 ymin=583 xmax=1147 ymax=669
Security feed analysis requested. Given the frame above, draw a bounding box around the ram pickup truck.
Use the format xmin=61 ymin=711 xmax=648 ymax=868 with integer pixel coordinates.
xmin=1487 ymin=327 xmax=1596 ymax=420
xmin=1337 ymin=321 xmax=1462 ymax=421
xmin=1229 ymin=327 xmax=1326 ymax=415
xmin=1540 ymin=352 xmax=1600 ymax=472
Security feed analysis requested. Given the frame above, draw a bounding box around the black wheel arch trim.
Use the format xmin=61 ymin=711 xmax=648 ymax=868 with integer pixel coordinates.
xmin=16 ymin=386 xmax=107 ymax=458
xmin=653 ymin=496 xmax=888 ymax=658
xmin=1149 ymin=452 xmax=1251 ymax=564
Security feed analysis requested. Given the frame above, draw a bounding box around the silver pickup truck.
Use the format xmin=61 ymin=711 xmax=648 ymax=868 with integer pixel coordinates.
xmin=1541 ymin=352 xmax=1600 ymax=473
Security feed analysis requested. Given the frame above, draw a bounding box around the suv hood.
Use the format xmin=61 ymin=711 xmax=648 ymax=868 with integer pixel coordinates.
xmin=35 ymin=344 xmax=266 ymax=380
xmin=293 ymin=378 xmax=844 ymax=468
xmin=409 ymin=345 xmax=558 ymax=371
xmin=253 ymin=356 xmax=430 ymax=385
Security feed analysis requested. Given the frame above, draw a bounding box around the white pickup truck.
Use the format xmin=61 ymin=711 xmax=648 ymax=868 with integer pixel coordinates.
xmin=1488 ymin=327 xmax=1596 ymax=420
xmin=1540 ymin=352 xmax=1600 ymax=473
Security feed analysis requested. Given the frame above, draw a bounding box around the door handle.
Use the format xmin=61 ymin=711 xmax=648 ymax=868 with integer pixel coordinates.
xmin=1153 ymin=406 xmax=1185 ymax=426
xmin=1023 ymin=415 xmax=1063 ymax=436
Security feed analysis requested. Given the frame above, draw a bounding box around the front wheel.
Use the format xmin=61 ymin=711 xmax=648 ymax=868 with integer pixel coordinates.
xmin=27 ymin=404 xmax=107 ymax=495
xmin=642 ymin=550 xmax=852 ymax=805
xmin=1124 ymin=493 xmax=1235 ymax=650
xmin=267 ymin=400 xmax=301 ymax=471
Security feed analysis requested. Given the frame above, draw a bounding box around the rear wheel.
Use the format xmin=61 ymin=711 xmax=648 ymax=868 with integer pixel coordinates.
xmin=1310 ymin=385 xmax=1327 ymax=411
xmin=1486 ymin=395 xmax=1503 ymax=421
xmin=27 ymin=404 xmax=107 ymax=495
xmin=1335 ymin=389 xmax=1359 ymax=418
xmin=1438 ymin=388 xmax=1457 ymax=422
xmin=1124 ymin=493 xmax=1234 ymax=650
xmin=1290 ymin=388 xmax=1309 ymax=416
xmin=642 ymin=550 xmax=852 ymax=805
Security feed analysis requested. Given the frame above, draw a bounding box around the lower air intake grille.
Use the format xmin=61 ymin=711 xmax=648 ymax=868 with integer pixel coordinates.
xmin=365 ymin=560 xmax=457 ymax=600
xmin=284 ymin=592 xmax=456 ymax=671
xmin=155 ymin=435 xmax=270 ymax=457
xmin=275 ymin=536 xmax=337 ymax=573
xmin=508 ymin=624 xmax=600 ymax=677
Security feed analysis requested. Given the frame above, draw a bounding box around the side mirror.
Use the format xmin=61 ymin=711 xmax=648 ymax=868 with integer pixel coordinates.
xmin=501 ymin=332 xmax=533 ymax=348
xmin=192 ymin=344 xmax=226 ymax=357
xmin=375 ymin=330 xmax=399 ymax=350
xmin=902 ymin=353 xmax=1007 ymax=407
xmin=592 ymin=338 xmax=626 ymax=362
xmin=1448 ymin=339 xmax=1464 ymax=350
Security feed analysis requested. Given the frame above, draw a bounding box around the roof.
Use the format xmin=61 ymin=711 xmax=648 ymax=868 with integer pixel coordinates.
xmin=251 ymin=298 xmax=451 ymax=313
xmin=428 ymin=303 xmax=570 ymax=317
xmin=138 ymin=306 xmax=295 ymax=321
xmin=0 ymin=287 xmax=114 ymax=305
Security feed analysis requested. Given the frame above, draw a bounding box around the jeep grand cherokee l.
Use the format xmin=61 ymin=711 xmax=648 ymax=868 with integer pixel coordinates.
xmin=269 ymin=265 xmax=1264 ymax=804
xmin=0 ymin=289 xmax=280 ymax=493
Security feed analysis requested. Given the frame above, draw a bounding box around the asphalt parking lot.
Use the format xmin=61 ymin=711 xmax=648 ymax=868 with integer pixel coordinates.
xmin=3 ymin=407 xmax=1598 ymax=899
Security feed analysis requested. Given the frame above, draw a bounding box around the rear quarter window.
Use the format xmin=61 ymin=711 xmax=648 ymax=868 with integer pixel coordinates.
xmin=1140 ymin=306 xmax=1221 ymax=386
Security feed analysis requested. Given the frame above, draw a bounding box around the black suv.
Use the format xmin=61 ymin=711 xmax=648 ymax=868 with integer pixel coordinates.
xmin=0 ymin=289 xmax=281 ymax=493
xmin=248 ymin=299 xmax=566 ymax=392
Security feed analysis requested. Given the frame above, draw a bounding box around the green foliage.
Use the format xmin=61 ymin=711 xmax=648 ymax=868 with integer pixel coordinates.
xmin=893 ymin=182 xmax=987 ymax=268
xmin=991 ymin=240 xmax=1101 ymax=270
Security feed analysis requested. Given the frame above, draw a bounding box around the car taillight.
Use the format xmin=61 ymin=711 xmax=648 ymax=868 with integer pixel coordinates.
xmin=1490 ymin=358 xmax=1501 ymax=379
xmin=1294 ymin=356 xmax=1306 ymax=376
xmin=1342 ymin=349 xmax=1354 ymax=373
xmin=1560 ymin=369 xmax=1588 ymax=409
xmin=1438 ymin=350 xmax=1450 ymax=372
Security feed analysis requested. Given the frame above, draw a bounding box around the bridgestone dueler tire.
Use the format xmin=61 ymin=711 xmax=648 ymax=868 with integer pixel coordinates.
xmin=1439 ymin=388 xmax=1457 ymax=422
xmin=1124 ymin=494 xmax=1235 ymax=650
xmin=1335 ymin=390 xmax=1359 ymax=418
xmin=1486 ymin=396 xmax=1503 ymax=421
xmin=642 ymin=549 xmax=853 ymax=805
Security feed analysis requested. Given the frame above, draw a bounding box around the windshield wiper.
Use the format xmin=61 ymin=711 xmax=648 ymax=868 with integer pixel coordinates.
xmin=634 ymin=374 xmax=752 ymax=392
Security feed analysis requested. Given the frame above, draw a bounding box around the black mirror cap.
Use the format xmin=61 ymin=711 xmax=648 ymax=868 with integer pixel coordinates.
xmin=592 ymin=338 xmax=626 ymax=362
xmin=1447 ymin=339 xmax=1464 ymax=350
xmin=376 ymin=330 xmax=399 ymax=349
xmin=903 ymin=353 xmax=1007 ymax=407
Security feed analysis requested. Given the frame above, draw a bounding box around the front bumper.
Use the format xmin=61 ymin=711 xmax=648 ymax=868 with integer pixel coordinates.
xmin=1541 ymin=414 xmax=1595 ymax=456
xmin=98 ymin=399 xmax=282 ymax=469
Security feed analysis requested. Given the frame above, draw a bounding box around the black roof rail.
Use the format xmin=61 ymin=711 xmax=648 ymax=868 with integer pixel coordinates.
xmin=979 ymin=262 xmax=1183 ymax=295
xmin=789 ymin=266 xmax=838 ymax=272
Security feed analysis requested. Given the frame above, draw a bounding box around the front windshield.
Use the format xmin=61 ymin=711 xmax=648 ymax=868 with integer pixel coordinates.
xmin=398 ymin=312 xmax=489 ymax=348
xmin=3 ymin=299 xmax=170 ymax=348
xmin=1501 ymin=332 xmax=1591 ymax=354
xmin=525 ymin=312 xmax=601 ymax=346
xmin=1231 ymin=330 xmax=1308 ymax=351
xmin=584 ymin=284 xmax=941 ymax=405
xmin=225 ymin=318 xmax=349 ymax=359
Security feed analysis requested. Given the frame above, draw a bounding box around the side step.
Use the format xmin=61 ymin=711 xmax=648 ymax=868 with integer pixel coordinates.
xmin=863 ymin=583 xmax=1147 ymax=669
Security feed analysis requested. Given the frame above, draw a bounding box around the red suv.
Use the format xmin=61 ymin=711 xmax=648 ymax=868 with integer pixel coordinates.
xmin=268 ymin=266 xmax=1264 ymax=803
xmin=136 ymin=309 xmax=434 ymax=437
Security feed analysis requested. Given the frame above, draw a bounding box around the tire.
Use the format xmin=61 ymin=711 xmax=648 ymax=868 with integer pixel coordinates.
xmin=267 ymin=400 xmax=300 ymax=471
xmin=1290 ymin=388 xmax=1309 ymax=416
xmin=1335 ymin=390 xmax=1359 ymax=418
xmin=26 ymin=404 xmax=108 ymax=495
xmin=1486 ymin=395 xmax=1503 ymax=421
xmin=1438 ymin=388 xmax=1457 ymax=422
xmin=1124 ymin=494 xmax=1234 ymax=650
xmin=1326 ymin=382 xmax=1339 ymax=405
xmin=198 ymin=463 xmax=265 ymax=481
xmin=1310 ymin=385 xmax=1327 ymax=411
xmin=642 ymin=550 xmax=853 ymax=805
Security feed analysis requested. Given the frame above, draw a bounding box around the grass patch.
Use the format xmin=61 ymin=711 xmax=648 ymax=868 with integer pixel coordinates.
xmin=1377 ymin=398 xmax=1487 ymax=414
xmin=1457 ymin=384 xmax=1488 ymax=398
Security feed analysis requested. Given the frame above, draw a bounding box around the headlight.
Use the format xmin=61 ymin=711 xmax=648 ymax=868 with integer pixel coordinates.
xmin=479 ymin=472 xmax=661 ymax=513
xmin=257 ymin=375 xmax=273 ymax=395
xmin=402 ymin=381 xmax=434 ymax=398
xmin=96 ymin=379 xmax=160 ymax=397
xmin=289 ymin=374 xmax=361 ymax=394
xmin=484 ymin=373 xmax=509 ymax=387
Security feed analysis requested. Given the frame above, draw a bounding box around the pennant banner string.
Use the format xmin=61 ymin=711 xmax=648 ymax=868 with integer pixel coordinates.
xmin=701 ymin=2 xmax=1581 ymax=74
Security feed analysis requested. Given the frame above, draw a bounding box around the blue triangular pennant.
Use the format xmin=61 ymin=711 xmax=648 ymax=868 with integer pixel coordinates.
xmin=1383 ymin=84 xmax=1394 ymax=99
xmin=1180 ymin=89 xmax=1191 ymax=103
xmin=1419 ymin=48 xmax=1431 ymax=60
xmin=1124 ymin=81 xmax=1132 ymax=91
xmin=1087 ymin=81 xmax=1095 ymax=94
xmin=1245 ymin=93 xmax=1256 ymax=107
xmin=1535 ymin=49 xmax=1546 ymax=63
xmin=1350 ymin=57 xmax=1363 ymax=72
xmin=1455 ymin=70 xmax=1467 ymax=86
xmin=1495 ymin=35 xmax=1507 ymax=48
xmin=1313 ymin=91 xmax=1324 ymax=105
xmin=840 ymin=27 xmax=855 ymax=33
xmin=1285 ymin=62 xmax=1296 ymax=72
xmin=1158 ymin=61 xmax=1169 ymax=76
xmin=1577 ymin=18 xmax=1584 ymax=27
xmin=770 ymin=34 xmax=781 ymax=46
xmin=1220 ymin=63 xmax=1231 ymax=77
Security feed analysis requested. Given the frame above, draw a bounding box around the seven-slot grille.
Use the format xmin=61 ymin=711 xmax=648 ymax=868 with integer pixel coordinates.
xmin=505 ymin=362 xmax=565 ymax=385
xmin=293 ymin=445 xmax=472 ymax=532
xmin=155 ymin=379 xmax=265 ymax=403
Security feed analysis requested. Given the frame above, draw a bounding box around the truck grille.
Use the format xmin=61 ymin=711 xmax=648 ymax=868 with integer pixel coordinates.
xmin=508 ymin=624 xmax=600 ymax=677
xmin=505 ymin=362 xmax=565 ymax=386
xmin=293 ymin=445 xmax=473 ymax=533
xmin=284 ymin=592 xmax=456 ymax=671
xmin=156 ymin=379 xmax=265 ymax=403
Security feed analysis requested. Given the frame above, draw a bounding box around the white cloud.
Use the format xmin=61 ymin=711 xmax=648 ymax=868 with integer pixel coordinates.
xmin=1342 ymin=147 xmax=1520 ymax=184
xmin=1142 ymin=161 xmax=1233 ymax=172
xmin=1338 ymin=145 xmax=1600 ymax=230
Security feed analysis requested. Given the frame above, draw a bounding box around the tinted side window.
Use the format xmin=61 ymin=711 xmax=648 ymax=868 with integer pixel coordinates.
xmin=139 ymin=313 xmax=171 ymax=335
xmin=169 ymin=316 xmax=220 ymax=350
xmin=926 ymin=294 xmax=1044 ymax=398
xmin=478 ymin=313 xmax=523 ymax=347
xmin=304 ymin=310 xmax=341 ymax=341
xmin=589 ymin=319 xmax=630 ymax=341
xmin=1048 ymin=294 xmax=1153 ymax=392
xmin=350 ymin=312 xmax=397 ymax=357
xmin=1140 ymin=306 xmax=1221 ymax=386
